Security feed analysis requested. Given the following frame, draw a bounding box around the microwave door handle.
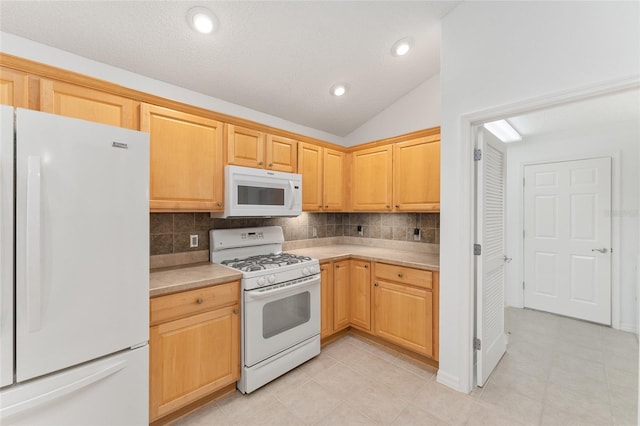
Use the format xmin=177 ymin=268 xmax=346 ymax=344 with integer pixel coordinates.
xmin=288 ymin=180 xmax=295 ymax=210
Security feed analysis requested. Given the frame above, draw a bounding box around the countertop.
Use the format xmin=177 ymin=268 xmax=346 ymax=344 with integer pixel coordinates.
xmin=150 ymin=262 xmax=242 ymax=298
xmin=149 ymin=243 xmax=439 ymax=297
xmin=286 ymin=245 xmax=439 ymax=271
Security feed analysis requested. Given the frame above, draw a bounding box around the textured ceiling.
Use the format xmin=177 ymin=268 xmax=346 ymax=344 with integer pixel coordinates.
xmin=0 ymin=1 xmax=460 ymax=137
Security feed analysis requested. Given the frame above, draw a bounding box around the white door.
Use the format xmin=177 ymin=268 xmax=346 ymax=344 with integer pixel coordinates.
xmin=523 ymin=157 xmax=611 ymax=325
xmin=14 ymin=109 xmax=149 ymax=382
xmin=0 ymin=105 xmax=14 ymax=388
xmin=475 ymin=128 xmax=508 ymax=386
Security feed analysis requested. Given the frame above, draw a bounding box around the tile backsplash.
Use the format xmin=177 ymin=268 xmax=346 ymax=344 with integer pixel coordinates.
xmin=150 ymin=212 xmax=439 ymax=256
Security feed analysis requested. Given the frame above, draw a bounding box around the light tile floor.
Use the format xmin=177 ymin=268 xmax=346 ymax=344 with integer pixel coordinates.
xmin=174 ymin=307 xmax=638 ymax=425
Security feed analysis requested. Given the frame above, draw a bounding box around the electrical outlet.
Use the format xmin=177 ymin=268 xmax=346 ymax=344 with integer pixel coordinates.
xmin=312 ymin=227 xmax=318 ymax=238
xmin=357 ymin=225 xmax=363 ymax=237
xmin=413 ymin=228 xmax=421 ymax=241
xmin=190 ymin=234 xmax=199 ymax=248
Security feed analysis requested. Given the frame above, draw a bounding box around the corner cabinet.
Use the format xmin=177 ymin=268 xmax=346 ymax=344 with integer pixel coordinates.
xmin=226 ymin=124 xmax=297 ymax=172
xmin=349 ymin=260 xmax=371 ymax=332
xmin=298 ymin=142 xmax=345 ymax=212
xmin=149 ymin=281 xmax=240 ymax=422
xmin=140 ymin=103 xmax=224 ymax=211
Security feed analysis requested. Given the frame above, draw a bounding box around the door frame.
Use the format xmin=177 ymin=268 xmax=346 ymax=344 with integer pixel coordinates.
xmin=517 ymin=154 xmax=621 ymax=327
xmin=448 ymin=75 xmax=640 ymax=395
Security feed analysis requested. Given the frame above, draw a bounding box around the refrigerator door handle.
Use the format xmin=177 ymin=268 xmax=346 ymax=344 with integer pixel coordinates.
xmin=0 ymin=359 xmax=127 ymax=419
xmin=26 ymin=156 xmax=42 ymax=332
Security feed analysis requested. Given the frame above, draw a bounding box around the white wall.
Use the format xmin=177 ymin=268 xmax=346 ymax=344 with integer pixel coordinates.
xmin=439 ymin=1 xmax=640 ymax=393
xmin=0 ymin=32 xmax=343 ymax=145
xmin=504 ymin=120 xmax=639 ymax=332
xmin=343 ymin=74 xmax=441 ymax=146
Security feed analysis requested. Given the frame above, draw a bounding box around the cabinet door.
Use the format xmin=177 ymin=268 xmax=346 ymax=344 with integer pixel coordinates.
xmin=226 ymin=124 xmax=265 ymax=168
xmin=149 ymin=304 xmax=240 ymax=421
xmin=298 ymin=142 xmax=323 ymax=212
xmin=351 ymin=145 xmax=393 ymax=211
xmin=0 ymin=67 xmax=28 ymax=108
xmin=333 ymin=260 xmax=351 ymax=331
xmin=40 ymin=79 xmax=135 ymax=129
xmin=394 ymin=137 xmax=440 ymax=211
xmin=266 ymin=134 xmax=297 ymax=172
xmin=349 ymin=260 xmax=371 ymax=331
xmin=323 ymin=148 xmax=345 ymax=211
xmin=320 ymin=262 xmax=334 ymax=339
xmin=141 ymin=103 xmax=224 ymax=211
xmin=374 ymin=280 xmax=433 ymax=357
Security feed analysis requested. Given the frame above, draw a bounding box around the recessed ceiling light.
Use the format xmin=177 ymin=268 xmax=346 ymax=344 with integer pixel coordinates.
xmin=330 ymin=84 xmax=348 ymax=97
xmin=483 ymin=120 xmax=522 ymax=143
xmin=187 ymin=7 xmax=217 ymax=34
xmin=391 ymin=37 xmax=412 ymax=56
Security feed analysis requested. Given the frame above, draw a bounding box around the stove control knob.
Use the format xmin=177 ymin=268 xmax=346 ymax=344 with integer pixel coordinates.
xmin=268 ymin=274 xmax=276 ymax=284
xmin=257 ymin=277 xmax=267 ymax=286
xmin=302 ymin=267 xmax=310 ymax=276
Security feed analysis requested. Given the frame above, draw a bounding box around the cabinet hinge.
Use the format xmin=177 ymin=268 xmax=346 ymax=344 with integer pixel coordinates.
xmin=473 ymin=244 xmax=481 ymax=255
xmin=473 ymin=338 xmax=481 ymax=351
xmin=523 ymin=281 xmax=525 ymax=290
xmin=473 ymin=148 xmax=482 ymax=161
xmin=523 ymin=177 xmax=525 ymax=187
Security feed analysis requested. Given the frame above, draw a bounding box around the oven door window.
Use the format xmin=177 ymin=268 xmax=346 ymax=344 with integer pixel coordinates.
xmin=238 ymin=185 xmax=285 ymax=206
xmin=262 ymin=291 xmax=310 ymax=338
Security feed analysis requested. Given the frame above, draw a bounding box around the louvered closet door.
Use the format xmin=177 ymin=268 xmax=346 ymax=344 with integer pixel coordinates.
xmin=476 ymin=128 xmax=508 ymax=386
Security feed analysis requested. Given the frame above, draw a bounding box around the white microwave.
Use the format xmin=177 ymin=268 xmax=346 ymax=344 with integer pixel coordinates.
xmin=212 ymin=165 xmax=302 ymax=218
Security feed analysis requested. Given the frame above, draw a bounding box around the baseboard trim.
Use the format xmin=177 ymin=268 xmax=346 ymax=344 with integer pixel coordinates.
xmin=436 ymin=370 xmax=461 ymax=391
xmin=619 ymin=322 xmax=638 ymax=334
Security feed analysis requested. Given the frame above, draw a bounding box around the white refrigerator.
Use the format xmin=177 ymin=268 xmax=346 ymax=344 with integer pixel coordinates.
xmin=0 ymin=106 xmax=149 ymax=425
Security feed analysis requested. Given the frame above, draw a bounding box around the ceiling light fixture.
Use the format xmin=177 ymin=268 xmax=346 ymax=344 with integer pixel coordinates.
xmin=187 ymin=7 xmax=217 ymax=34
xmin=391 ymin=37 xmax=412 ymax=56
xmin=483 ymin=119 xmax=522 ymax=143
xmin=330 ymin=84 xmax=347 ymax=97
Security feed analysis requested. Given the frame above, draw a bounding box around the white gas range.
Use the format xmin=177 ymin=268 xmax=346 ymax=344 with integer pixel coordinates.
xmin=210 ymin=226 xmax=321 ymax=394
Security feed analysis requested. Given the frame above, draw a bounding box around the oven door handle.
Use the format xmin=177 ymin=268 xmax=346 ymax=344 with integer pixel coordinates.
xmin=245 ymin=277 xmax=319 ymax=301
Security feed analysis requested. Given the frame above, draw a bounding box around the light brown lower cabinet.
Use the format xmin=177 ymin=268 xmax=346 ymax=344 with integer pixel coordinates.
xmin=149 ymin=281 xmax=240 ymax=422
xmin=319 ymin=259 xmax=439 ymax=361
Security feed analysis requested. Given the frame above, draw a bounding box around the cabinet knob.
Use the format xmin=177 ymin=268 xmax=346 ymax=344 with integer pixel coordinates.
xmin=335 ymin=264 xmax=340 ymax=269
xmin=395 ymin=204 xmax=400 ymax=208
xmin=397 ymin=273 xmax=403 ymax=278
xmin=386 ymin=205 xmax=390 ymax=209
xmin=269 ymin=163 xmax=273 ymax=167
xmin=319 ymin=205 xmax=323 ymax=208
xmin=374 ymin=282 xmax=379 ymax=287
xmin=258 ymin=161 xmax=263 ymax=166
xmin=196 ymin=297 xmax=204 ymax=304
xmin=325 ymin=205 xmax=328 ymax=208
xmin=217 ymin=202 xmax=222 ymax=207
xmin=364 ymin=264 xmax=368 ymax=269
xmin=233 ymin=308 xmax=239 ymax=315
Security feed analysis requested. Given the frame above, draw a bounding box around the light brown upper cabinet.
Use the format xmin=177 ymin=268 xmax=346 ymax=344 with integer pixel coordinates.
xmin=351 ymin=145 xmax=393 ymax=211
xmin=0 ymin=67 xmax=29 ymax=108
xmin=298 ymin=142 xmax=345 ymax=212
xmin=40 ymin=79 xmax=135 ymax=129
xmin=140 ymin=103 xmax=224 ymax=211
xmin=393 ymin=135 xmax=440 ymax=211
xmin=226 ymin=124 xmax=297 ymax=172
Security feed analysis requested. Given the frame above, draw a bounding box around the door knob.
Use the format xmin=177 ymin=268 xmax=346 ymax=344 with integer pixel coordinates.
xmin=591 ymin=248 xmax=608 ymax=254
xmin=503 ymin=255 xmax=512 ymax=263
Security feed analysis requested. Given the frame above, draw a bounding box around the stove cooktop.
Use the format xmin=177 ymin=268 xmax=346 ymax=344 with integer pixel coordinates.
xmin=220 ymin=253 xmax=313 ymax=273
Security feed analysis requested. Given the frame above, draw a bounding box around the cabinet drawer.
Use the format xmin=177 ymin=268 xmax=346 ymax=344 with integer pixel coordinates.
xmin=374 ymin=263 xmax=432 ymax=289
xmin=150 ymin=281 xmax=240 ymax=325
